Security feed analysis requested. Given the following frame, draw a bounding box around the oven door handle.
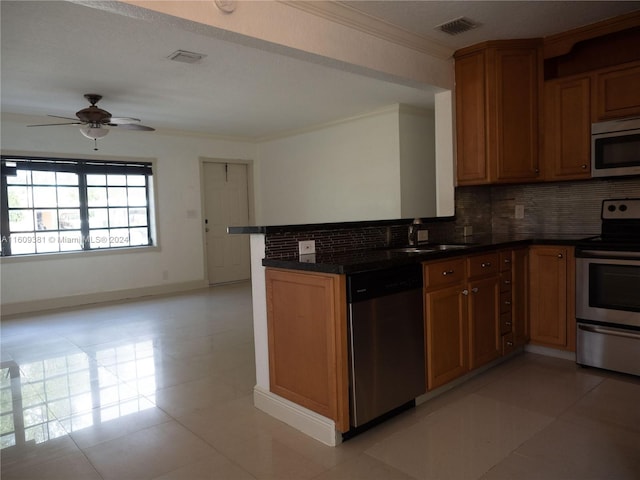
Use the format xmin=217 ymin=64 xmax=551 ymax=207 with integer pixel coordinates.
xmin=579 ymin=324 xmax=640 ymax=340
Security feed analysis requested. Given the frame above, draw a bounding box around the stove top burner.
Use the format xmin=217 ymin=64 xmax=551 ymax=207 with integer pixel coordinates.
xmin=576 ymin=199 xmax=640 ymax=252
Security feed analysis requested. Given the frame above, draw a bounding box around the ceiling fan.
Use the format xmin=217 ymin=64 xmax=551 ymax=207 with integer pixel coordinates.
xmin=28 ymin=94 xmax=155 ymax=150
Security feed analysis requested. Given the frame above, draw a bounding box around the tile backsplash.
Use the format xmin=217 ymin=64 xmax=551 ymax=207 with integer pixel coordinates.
xmin=263 ymin=177 xmax=639 ymax=259
xmin=457 ymin=176 xmax=640 ymax=236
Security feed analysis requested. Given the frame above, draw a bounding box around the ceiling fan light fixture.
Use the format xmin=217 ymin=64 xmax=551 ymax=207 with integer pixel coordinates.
xmin=80 ymin=124 xmax=109 ymax=139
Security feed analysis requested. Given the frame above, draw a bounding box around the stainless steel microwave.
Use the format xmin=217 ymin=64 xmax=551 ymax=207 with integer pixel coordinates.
xmin=591 ymin=117 xmax=640 ymax=178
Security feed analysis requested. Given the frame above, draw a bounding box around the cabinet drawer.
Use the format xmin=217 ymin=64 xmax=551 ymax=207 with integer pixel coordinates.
xmin=423 ymin=258 xmax=466 ymax=289
xmin=499 ymin=251 xmax=513 ymax=272
xmin=500 ymin=272 xmax=512 ymax=292
xmin=502 ymin=332 xmax=515 ymax=355
xmin=468 ymin=253 xmax=499 ymax=278
xmin=500 ymin=292 xmax=512 ymax=314
xmin=500 ymin=313 xmax=513 ymax=335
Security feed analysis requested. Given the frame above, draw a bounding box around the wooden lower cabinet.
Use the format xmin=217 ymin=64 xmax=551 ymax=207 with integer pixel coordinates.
xmin=528 ymin=246 xmax=576 ymax=351
xmin=424 ymin=283 xmax=468 ymax=390
xmin=512 ymin=248 xmax=530 ymax=347
xmin=265 ymin=268 xmax=349 ymax=432
xmin=424 ymin=253 xmax=501 ymax=390
xmin=468 ymin=254 xmax=502 ymax=369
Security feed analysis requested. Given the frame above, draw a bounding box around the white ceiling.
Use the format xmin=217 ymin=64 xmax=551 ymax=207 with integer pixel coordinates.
xmin=2 ymin=1 xmax=639 ymax=140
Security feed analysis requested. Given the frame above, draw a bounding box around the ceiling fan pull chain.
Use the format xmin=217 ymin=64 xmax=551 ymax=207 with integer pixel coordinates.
xmin=93 ymin=138 xmax=98 ymax=151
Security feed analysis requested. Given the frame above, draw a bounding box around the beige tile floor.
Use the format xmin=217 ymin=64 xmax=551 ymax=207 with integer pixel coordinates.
xmin=1 ymin=281 xmax=639 ymax=480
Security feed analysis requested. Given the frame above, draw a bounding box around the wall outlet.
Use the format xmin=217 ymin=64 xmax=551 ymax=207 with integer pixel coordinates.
xmin=463 ymin=225 xmax=473 ymax=237
xmin=298 ymin=240 xmax=316 ymax=255
xmin=515 ymin=205 xmax=525 ymax=219
xmin=417 ymin=230 xmax=429 ymax=242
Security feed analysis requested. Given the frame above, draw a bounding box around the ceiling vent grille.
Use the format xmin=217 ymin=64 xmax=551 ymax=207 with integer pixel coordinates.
xmin=435 ymin=17 xmax=478 ymax=36
xmin=167 ymin=50 xmax=207 ymax=64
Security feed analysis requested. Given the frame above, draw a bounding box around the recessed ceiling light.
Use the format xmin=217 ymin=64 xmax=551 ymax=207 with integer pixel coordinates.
xmin=167 ymin=50 xmax=207 ymax=64
xmin=435 ymin=17 xmax=479 ymax=36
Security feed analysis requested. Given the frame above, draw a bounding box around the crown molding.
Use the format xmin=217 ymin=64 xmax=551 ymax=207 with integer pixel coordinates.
xmin=280 ymin=1 xmax=454 ymax=60
xmin=543 ymin=10 xmax=640 ymax=59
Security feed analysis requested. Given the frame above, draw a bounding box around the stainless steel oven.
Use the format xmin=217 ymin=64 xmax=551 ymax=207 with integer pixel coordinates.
xmin=576 ymin=251 xmax=640 ymax=325
xmin=575 ymin=198 xmax=640 ymax=377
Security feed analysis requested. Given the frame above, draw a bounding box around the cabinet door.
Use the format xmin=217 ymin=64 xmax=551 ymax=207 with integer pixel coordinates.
xmin=512 ymin=248 xmax=530 ymax=347
xmin=529 ymin=247 xmax=568 ymax=348
xmin=543 ymin=76 xmax=591 ymax=180
xmin=490 ymin=46 xmax=540 ymax=182
xmin=468 ymin=276 xmax=501 ymax=369
xmin=265 ymin=269 xmax=349 ymax=432
xmin=595 ymin=62 xmax=640 ymax=120
xmin=455 ymin=50 xmax=489 ymax=185
xmin=425 ymin=285 xmax=468 ymax=390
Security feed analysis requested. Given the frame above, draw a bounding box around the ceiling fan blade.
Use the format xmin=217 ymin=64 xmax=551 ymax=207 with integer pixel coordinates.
xmin=110 ymin=123 xmax=155 ymax=131
xmin=108 ymin=117 xmax=141 ymax=124
xmin=48 ymin=114 xmax=81 ymax=121
xmin=27 ymin=122 xmax=82 ymax=127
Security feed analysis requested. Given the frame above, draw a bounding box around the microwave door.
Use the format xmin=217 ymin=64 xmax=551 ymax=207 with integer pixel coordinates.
xmin=591 ymin=130 xmax=640 ymax=177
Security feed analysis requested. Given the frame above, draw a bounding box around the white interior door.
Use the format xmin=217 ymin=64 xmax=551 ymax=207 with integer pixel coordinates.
xmin=204 ymin=162 xmax=250 ymax=285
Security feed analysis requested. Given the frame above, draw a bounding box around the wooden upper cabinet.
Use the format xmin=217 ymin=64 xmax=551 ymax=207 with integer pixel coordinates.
xmin=543 ymin=76 xmax=592 ymax=180
xmin=595 ymin=61 xmax=640 ymax=121
xmin=455 ymin=40 xmax=541 ymax=185
xmin=455 ymin=51 xmax=488 ymax=183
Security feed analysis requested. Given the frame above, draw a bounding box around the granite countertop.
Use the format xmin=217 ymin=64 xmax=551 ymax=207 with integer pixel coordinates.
xmin=261 ymin=234 xmax=591 ymax=274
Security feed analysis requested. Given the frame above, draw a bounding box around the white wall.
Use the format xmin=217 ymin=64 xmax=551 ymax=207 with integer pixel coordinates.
xmin=256 ymin=108 xmax=402 ymax=225
xmin=256 ymin=105 xmax=439 ymax=226
xmin=399 ymin=107 xmax=436 ymax=219
xmin=0 ymin=113 xmax=256 ymax=312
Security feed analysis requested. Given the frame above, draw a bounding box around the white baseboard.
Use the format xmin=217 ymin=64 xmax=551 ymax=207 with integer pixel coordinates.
xmin=253 ymin=386 xmax=341 ymax=447
xmin=1 ymin=279 xmax=208 ymax=318
xmin=524 ymin=343 xmax=576 ymax=361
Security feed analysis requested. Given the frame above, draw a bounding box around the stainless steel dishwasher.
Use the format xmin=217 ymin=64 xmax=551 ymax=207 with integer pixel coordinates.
xmin=347 ymin=263 xmax=426 ymax=428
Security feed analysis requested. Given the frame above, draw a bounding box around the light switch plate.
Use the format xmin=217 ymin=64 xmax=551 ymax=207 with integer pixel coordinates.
xmin=515 ymin=205 xmax=525 ymax=219
xmin=298 ymin=240 xmax=316 ymax=255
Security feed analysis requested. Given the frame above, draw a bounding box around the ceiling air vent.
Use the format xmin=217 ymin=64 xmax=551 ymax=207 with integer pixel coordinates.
xmin=167 ymin=50 xmax=207 ymax=64
xmin=435 ymin=17 xmax=478 ymax=36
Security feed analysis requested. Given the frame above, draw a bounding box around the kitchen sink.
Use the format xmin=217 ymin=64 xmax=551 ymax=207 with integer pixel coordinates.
xmin=387 ymin=244 xmax=473 ymax=253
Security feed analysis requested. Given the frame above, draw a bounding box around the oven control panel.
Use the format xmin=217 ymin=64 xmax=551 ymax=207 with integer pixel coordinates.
xmin=601 ymin=198 xmax=640 ymax=220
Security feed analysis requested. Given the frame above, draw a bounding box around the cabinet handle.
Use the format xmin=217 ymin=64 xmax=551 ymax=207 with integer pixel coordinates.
xmin=504 ymin=259 xmax=511 ymax=264
xmin=471 ymin=287 xmax=479 ymax=293
xmin=481 ymin=262 xmax=492 ymax=268
xmin=506 ymin=341 xmax=514 ymax=347
xmin=442 ymin=270 xmax=455 ymax=276
xmin=504 ymin=300 xmax=512 ymax=306
xmin=581 ymin=164 xmax=587 ymax=169
xmin=558 ymin=253 xmax=563 ymax=259
xmin=504 ymin=280 xmax=511 ymax=285
xmin=462 ymin=289 xmax=469 ymax=296
xmin=505 ymin=321 xmax=512 ymax=326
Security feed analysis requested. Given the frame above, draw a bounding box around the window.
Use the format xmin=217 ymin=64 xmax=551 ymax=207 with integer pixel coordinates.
xmin=1 ymin=156 xmax=154 ymax=256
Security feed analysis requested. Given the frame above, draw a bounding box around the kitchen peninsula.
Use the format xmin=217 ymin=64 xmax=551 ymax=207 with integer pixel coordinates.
xmin=230 ymin=215 xmax=590 ymax=446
